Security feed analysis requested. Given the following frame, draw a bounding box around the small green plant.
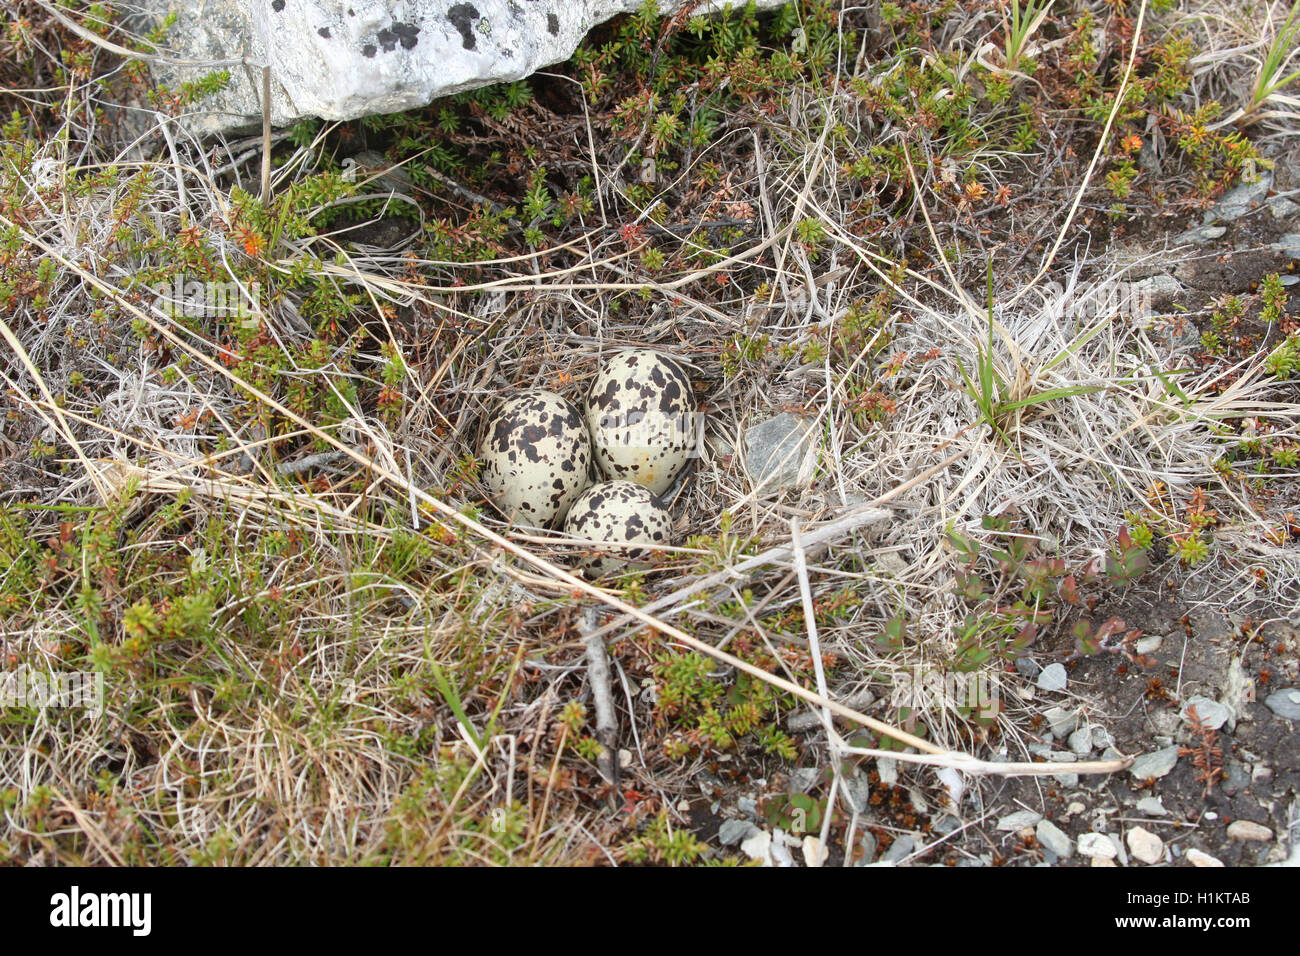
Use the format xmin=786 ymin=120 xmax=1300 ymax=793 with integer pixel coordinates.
xmin=1001 ymin=0 xmax=1053 ymax=74
xmin=1238 ymin=1 xmax=1300 ymax=127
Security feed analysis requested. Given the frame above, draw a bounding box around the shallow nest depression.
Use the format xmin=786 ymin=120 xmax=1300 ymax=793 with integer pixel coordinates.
xmin=1 ymin=0 xmax=1298 ymax=865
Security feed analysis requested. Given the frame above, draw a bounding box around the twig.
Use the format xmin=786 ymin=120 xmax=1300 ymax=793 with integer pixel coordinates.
xmin=579 ymin=609 xmax=619 ymax=795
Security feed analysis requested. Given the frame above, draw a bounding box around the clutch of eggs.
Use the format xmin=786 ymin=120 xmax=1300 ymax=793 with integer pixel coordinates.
xmin=563 ymin=480 xmax=673 ymax=576
xmin=477 ymin=390 xmax=591 ymax=527
xmin=584 ymin=349 xmax=697 ymax=496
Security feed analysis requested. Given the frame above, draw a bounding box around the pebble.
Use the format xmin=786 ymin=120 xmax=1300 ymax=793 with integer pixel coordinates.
xmin=718 ymin=819 xmax=759 ymax=846
xmin=1222 ymin=762 xmax=1250 ymax=795
xmin=881 ymin=834 xmax=916 ymax=864
xmin=1274 ymin=234 xmax=1300 ymax=261
xmin=877 ymin=757 xmax=898 ymax=787
xmin=802 ymin=835 xmax=829 ymax=867
xmin=1129 ymin=745 xmax=1180 ymax=781
xmin=1065 ymin=801 xmax=1087 ymax=817
xmin=1203 ymin=172 xmax=1272 ymax=223
xmin=857 ymin=832 xmax=877 ymax=866
xmin=1177 ymin=224 xmax=1227 ymax=243
xmin=1136 ymin=796 xmax=1168 ymax=816
xmin=1226 ymin=820 xmax=1273 ymax=842
xmin=1264 ymin=688 xmax=1300 ymax=720
xmin=737 ymin=796 xmax=758 ymax=817
xmin=1127 ymin=826 xmax=1164 ymax=864
xmin=1090 ymin=857 xmax=1117 ymax=867
xmin=1269 ymin=197 xmax=1300 ymax=219
xmin=998 ymin=809 xmax=1043 ymax=831
xmin=744 ymin=413 xmax=813 ymax=492
xmin=1037 ymin=663 xmax=1068 ymax=692
xmin=1015 ymin=657 xmax=1041 ymax=679
xmin=1078 ymin=832 xmax=1119 ymax=860
xmin=740 ymin=829 xmax=772 ymax=862
xmin=1068 ymin=728 xmax=1094 ymax=755
xmin=1036 ymin=819 xmax=1073 ymax=858
xmin=1181 ymin=695 xmax=1231 ymax=730
xmin=1043 ymin=706 xmax=1078 ymax=737
xmin=1187 ymin=848 xmax=1224 ymax=867
xmin=1092 ymin=727 xmax=1115 ymax=750
xmin=1134 ymin=634 xmax=1163 ymax=654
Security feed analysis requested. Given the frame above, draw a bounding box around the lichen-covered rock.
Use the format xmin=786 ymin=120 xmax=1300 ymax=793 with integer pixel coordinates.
xmin=138 ymin=0 xmax=790 ymax=136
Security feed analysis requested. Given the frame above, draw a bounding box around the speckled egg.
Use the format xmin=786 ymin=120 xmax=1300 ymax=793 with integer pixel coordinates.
xmin=478 ymin=390 xmax=591 ymax=527
xmin=584 ymin=349 xmax=697 ymax=496
xmin=563 ymin=480 xmax=674 ymax=576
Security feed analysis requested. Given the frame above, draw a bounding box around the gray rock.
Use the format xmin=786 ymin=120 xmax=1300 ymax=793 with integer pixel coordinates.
xmin=1068 ymin=728 xmax=1094 ymax=755
xmin=1129 ymin=745 xmax=1180 ymax=781
xmin=140 ymin=0 xmax=788 ymax=136
xmin=1037 ymin=663 xmax=1068 ymax=693
xmin=1181 ymin=695 xmax=1232 ymax=731
xmin=1187 ymin=848 xmax=1224 ymax=867
xmin=1265 ymin=688 xmax=1300 ymax=720
xmin=1136 ymin=796 xmax=1167 ymax=816
xmin=1092 ymin=727 xmax=1115 ymax=750
xmin=1222 ymin=762 xmax=1251 ymax=795
xmin=744 ymin=412 xmax=814 ymax=492
xmin=1043 ymin=705 xmax=1078 ymax=738
xmin=1268 ymin=197 xmax=1300 ymax=219
xmin=1036 ymin=819 xmax=1073 ymax=858
xmin=1014 ymin=657 xmax=1041 ymax=679
xmin=1176 ymin=224 xmax=1228 ymax=244
xmin=881 ymin=834 xmax=916 ymax=863
xmin=737 ymin=796 xmax=758 ymax=817
xmin=1204 ymin=172 xmax=1272 ymax=223
xmin=718 ymin=819 xmax=759 ymax=846
xmin=997 ymin=809 xmax=1043 ymax=831
xmin=1275 ymin=234 xmax=1300 ymax=260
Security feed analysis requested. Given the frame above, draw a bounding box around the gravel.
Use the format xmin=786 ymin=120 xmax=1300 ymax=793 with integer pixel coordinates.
xmin=1264 ymin=688 xmax=1300 ymax=720
xmin=1036 ymin=819 xmax=1073 ymax=858
xmin=1129 ymin=745 xmax=1181 ymax=781
xmin=1226 ymin=820 xmax=1273 ymax=842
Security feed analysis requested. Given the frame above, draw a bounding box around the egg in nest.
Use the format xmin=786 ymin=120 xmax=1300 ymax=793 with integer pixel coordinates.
xmin=563 ymin=480 xmax=673 ymax=576
xmin=584 ymin=349 xmax=696 ymax=496
xmin=478 ymin=390 xmax=591 ymax=527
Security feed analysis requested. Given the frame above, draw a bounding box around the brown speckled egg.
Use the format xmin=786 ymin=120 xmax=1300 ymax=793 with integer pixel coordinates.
xmin=562 ymin=480 xmax=673 ymax=576
xmin=478 ymin=390 xmax=591 ymax=527
xmin=584 ymin=349 xmax=697 ymax=495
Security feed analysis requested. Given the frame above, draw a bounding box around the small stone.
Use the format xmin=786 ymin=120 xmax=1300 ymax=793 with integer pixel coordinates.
xmin=1136 ymin=796 xmax=1167 ymax=816
xmin=997 ymin=809 xmax=1043 ymax=831
xmin=1129 ymin=746 xmax=1180 ymax=781
xmin=1037 ymin=663 xmax=1068 ymax=692
xmin=1204 ymin=172 xmax=1272 ymax=223
xmin=1176 ymin=224 xmax=1228 ymax=243
xmin=1078 ymin=832 xmax=1119 ymax=859
xmin=1065 ymin=801 xmax=1087 ymax=817
xmin=1128 ymin=826 xmax=1164 ymax=864
xmin=1269 ymin=197 xmax=1300 ymax=219
xmin=802 ymin=835 xmax=829 ymax=867
xmin=1274 ymin=234 xmax=1300 ymax=260
xmin=740 ymin=829 xmax=771 ymax=863
xmin=1092 ymin=727 xmax=1115 ymax=750
xmin=737 ymin=796 xmax=758 ymax=817
xmin=1043 ymin=706 xmax=1078 ymax=737
xmin=856 ymin=832 xmax=877 ymax=866
xmin=744 ymin=413 xmax=814 ymax=492
xmin=1090 ymin=857 xmax=1117 ymax=867
xmin=1187 ymin=848 xmax=1224 ymax=867
xmin=1181 ymin=696 xmax=1231 ymax=730
xmin=1252 ymin=765 xmax=1272 ymax=785
xmin=877 ymin=757 xmax=898 ymax=787
xmin=718 ymin=819 xmax=759 ymax=846
xmin=1036 ymin=819 xmax=1073 ymax=858
xmin=1222 ymin=762 xmax=1250 ymax=795
xmin=1069 ymin=728 xmax=1094 ymax=755
xmin=1264 ymin=688 xmax=1300 ymax=720
xmin=881 ymin=834 xmax=915 ymax=864
xmin=1226 ymin=820 xmax=1273 ymax=842
xmin=618 ymin=748 xmax=632 ymax=769
xmin=1015 ymin=657 xmax=1040 ymax=679
xmin=1134 ymin=634 xmax=1163 ymax=654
